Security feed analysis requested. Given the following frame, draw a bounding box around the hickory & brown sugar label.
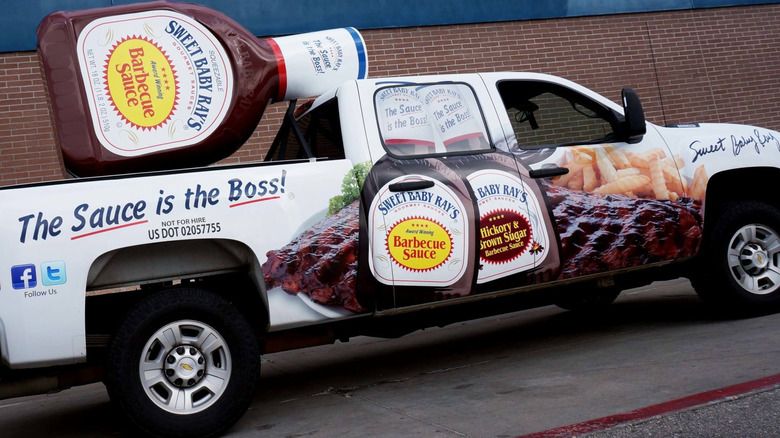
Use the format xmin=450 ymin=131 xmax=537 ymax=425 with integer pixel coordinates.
xmin=468 ymin=169 xmax=549 ymax=283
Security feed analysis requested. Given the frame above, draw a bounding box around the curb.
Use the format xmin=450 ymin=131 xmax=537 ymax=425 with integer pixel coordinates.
xmin=518 ymin=373 xmax=780 ymax=438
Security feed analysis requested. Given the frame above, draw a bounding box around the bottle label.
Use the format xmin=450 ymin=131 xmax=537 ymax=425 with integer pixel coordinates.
xmin=375 ymin=86 xmax=433 ymax=149
xmin=467 ymin=169 xmax=550 ymax=283
xmin=368 ymin=175 xmax=468 ymax=286
xmin=419 ymin=85 xmax=485 ymax=147
xmin=76 ymin=10 xmax=234 ymax=156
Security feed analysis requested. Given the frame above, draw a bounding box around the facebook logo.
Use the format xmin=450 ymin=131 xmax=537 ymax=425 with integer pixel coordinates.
xmin=41 ymin=261 xmax=66 ymax=286
xmin=11 ymin=264 xmax=37 ymax=289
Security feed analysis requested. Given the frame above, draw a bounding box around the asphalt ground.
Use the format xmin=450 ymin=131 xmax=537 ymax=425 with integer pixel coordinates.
xmin=232 ymin=278 xmax=780 ymax=438
xmin=3 ymin=279 xmax=780 ymax=437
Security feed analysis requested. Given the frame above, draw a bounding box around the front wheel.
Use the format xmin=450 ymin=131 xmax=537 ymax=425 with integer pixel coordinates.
xmin=691 ymin=201 xmax=780 ymax=314
xmin=105 ymin=288 xmax=260 ymax=438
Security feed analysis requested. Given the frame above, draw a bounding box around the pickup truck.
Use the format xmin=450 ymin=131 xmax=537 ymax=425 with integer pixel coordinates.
xmin=4 ymin=8 xmax=780 ymax=438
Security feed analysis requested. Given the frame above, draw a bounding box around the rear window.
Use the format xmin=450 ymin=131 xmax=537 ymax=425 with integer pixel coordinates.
xmin=374 ymin=82 xmax=491 ymax=157
xmin=265 ymin=98 xmax=345 ymax=161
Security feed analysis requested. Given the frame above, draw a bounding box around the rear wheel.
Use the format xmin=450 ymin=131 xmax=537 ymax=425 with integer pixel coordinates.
xmin=105 ymin=288 xmax=260 ymax=438
xmin=692 ymin=201 xmax=780 ymax=313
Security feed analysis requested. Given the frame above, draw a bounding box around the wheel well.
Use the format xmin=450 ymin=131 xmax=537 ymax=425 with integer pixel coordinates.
xmin=84 ymin=239 xmax=269 ymax=348
xmin=86 ymin=238 xmax=260 ymax=290
xmin=703 ymin=166 xmax=780 ymax=227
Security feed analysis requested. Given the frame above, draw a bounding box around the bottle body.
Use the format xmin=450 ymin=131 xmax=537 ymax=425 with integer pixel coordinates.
xmin=37 ymin=1 xmax=367 ymax=177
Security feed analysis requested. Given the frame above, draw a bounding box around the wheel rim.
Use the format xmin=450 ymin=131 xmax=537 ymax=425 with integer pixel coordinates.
xmin=138 ymin=319 xmax=232 ymax=415
xmin=728 ymin=224 xmax=780 ymax=295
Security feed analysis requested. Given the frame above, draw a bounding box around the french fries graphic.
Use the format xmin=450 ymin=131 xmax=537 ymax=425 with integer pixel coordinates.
xmin=593 ymin=174 xmax=651 ymax=195
xmin=552 ymin=145 xmax=708 ymax=200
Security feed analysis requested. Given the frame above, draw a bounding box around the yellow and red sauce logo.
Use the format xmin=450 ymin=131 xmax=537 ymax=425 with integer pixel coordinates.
xmin=386 ymin=217 xmax=453 ymax=272
xmin=479 ymin=209 xmax=531 ymax=264
xmin=104 ymin=37 xmax=178 ymax=130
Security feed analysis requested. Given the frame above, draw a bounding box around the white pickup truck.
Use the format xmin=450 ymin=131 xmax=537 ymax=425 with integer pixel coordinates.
xmin=4 ymin=4 xmax=780 ymax=438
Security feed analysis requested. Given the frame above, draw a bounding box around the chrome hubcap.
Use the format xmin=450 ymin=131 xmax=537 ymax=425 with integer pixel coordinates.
xmin=139 ymin=320 xmax=232 ymax=414
xmin=728 ymin=224 xmax=780 ymax=295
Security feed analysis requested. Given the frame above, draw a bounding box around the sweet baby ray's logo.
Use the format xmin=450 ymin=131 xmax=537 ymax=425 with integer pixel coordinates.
xmin=369 ymin=175 xmax=468 ymax=286
xmin=77 ymin=10 xmax=233 ymax=156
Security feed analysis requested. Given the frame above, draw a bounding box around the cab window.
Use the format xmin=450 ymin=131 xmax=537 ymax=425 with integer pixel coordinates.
xmin=375 ymin=83 xmax=492 ymax=157
xmin=497 ymin=81 xmax=618 ymax=149
xmin=265 ymin=98 xmax=345 ymax=161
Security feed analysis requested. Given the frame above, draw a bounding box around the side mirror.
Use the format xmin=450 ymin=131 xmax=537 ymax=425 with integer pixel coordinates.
xmin=621 ymin=88 xmax=646 ymax=142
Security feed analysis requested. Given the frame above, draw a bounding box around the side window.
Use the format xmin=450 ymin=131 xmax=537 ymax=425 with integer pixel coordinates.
xmin=498 ymin=81 xmax=617 ymax=148
xmin=266 ymin=98 xmax=345 ymax=161
xmin=375 ymin=82 xmax=492 ymax=157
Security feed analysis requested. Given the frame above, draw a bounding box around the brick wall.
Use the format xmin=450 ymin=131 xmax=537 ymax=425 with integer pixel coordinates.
xmin=1 ymin=4 xmax=778 ymax=186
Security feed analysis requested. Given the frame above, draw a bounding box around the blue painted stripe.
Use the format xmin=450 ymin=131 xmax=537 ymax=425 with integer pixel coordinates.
xmin=346 ymin=27 xmax=367 ymax=80
xmin=5 ymin=0 xmax=780 ymax=53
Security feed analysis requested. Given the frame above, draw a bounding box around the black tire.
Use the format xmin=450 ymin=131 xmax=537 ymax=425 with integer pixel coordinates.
xmin=105 ymin=288 xmax=260 ymax=438
xmin=554 ymin=287 xmax=621 ymax=311
xmin=691 ymin=201 xmax=780 ymax=314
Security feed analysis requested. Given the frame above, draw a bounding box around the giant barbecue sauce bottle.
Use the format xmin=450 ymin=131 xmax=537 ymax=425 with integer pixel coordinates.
xmin=37 ymin=1 xmax=367 ymax=177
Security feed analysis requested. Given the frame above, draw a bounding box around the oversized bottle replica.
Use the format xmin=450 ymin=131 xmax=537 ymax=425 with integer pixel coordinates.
xmin=37 ymin=1 xmax=367 ymax=176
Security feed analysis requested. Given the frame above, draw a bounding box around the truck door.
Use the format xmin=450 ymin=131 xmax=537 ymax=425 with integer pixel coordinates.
xmin=357 ymin=81 xmax=554 ymax=310
xmin=487 ymin=77 xmax=698 ymax=283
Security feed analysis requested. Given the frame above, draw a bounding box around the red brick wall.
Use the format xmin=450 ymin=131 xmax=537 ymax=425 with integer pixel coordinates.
xmin=1 ymin=4 xmax=778 ymax=186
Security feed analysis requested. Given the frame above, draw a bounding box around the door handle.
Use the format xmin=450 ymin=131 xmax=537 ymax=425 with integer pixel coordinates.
xmin=389 ymin=180 xmax=435 ymax=192
xmin=529 ymin=166 xmax=569 ymax=179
